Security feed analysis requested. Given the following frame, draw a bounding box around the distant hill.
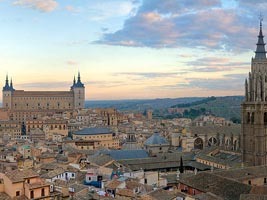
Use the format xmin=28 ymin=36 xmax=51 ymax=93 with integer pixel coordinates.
xmin=171 ymin=96 xmax=244 ymax=121
xmin=85 ymin=97 xmax=204 ymax=111
xmin=86 ymin=96 xmax=244 ymax=121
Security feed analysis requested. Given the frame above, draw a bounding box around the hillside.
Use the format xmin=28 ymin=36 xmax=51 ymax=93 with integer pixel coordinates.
xmin=86 ymin=96 xmax=244 ymax=122
xmin=169 ymin=96 xmax=244 ymax=121
xmin=85 ymin=97 xmax=204 ymax=111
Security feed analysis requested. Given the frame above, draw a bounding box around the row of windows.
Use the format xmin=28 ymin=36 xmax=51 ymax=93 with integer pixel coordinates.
xmin=27 ymin=124 xmax=66 ymax=130
xmin=76 ymin=135 xmax=111 ymax=139
xmin=246 ymin=112 xmax=267 ymax=124
xmin=16 ymin=188 xmax=45 ymax=198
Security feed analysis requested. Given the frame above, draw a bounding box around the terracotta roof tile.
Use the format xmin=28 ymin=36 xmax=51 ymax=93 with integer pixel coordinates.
xmin=5 ymin=169 xmax=39 ymax=183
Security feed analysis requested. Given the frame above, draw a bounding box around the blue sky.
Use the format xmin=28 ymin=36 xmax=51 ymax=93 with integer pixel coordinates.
xmin=0 ymin=0 xmax=265 ymax=100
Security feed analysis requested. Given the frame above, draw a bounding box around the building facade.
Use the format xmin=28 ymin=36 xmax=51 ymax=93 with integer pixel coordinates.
xmin=2 ymin=72 xmax=85 ymax=111
xmin=242 ymin=20 xmax=267 ymax=166
xmin=71 ymin=127 xmax=120 ymax=149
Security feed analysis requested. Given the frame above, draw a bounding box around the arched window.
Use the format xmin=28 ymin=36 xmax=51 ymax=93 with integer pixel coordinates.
xmin=208 ymin=137 xmax=217 ymax=146
xmin=194 ymin=138 xmax=204 ymax=150
xmin=247 ymin=112 xmax=251 ymax=123
xmin=251 ymin=112 xmax=255 ymax=124
xmin=264 ymin=113 xmax=267 ymax=125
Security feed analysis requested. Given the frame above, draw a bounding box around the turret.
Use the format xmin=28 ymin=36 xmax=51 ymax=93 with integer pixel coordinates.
xmin=2 ymin=75 xmax=13 ymax=109
xmin=10 ymin=78 xmax=15 ymax=91
xmin=3 ymin=75 xmax=10 ymax=91
xmin=71 ymin=72 xmax=85 ymax=109
xmin=75 ymin=71 xmax=84 ymax=88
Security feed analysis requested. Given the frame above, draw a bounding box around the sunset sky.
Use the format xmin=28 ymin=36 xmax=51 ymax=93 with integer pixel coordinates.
xmin=0 ymin=0 xmax=265 ymax=100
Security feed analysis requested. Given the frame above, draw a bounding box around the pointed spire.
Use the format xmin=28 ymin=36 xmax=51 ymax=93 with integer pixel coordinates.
xmin=255 ymin=15 xmax=267 ymax=59
xmin=73 ymin=76 xmax=76 ymax=85
xmin=5 ymin=74 xmax=8 ymax=86
xmin=3 ymin=74 xmax=10 ymax=91
xmin=74 ymin=71 xmax=84 ymax=88
xmin=10 ymin=78 xmax=15 ymax=91
xmin=77 ymin=71 xmax=81 ymax=83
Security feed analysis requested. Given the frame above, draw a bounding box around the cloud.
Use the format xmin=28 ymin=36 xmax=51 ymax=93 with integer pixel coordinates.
xmin=66 ymin=60 xmax=78 ymax=65
xmin=185 ymin=57 xmax=250 ymax=72
xmin=65 ymin=5 xmax=80 ymax=13
xmin=114 ymin=72 xmax=179 ymax=79
xmin=13 ymin=0 xmax=58 ymax=12
xmin=184 ymin=73 xmax=247 ymax=90
xmin=95 ymin=0 xmax=259 ymax=52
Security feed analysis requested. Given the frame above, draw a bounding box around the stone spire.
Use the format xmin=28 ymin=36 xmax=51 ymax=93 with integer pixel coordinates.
xmin=255 ymin=16 xmax=267 ymax=59
xmin=10 ymin=78 xmax=15 ymax=91
xmin=73 ymin=76 xmax=76 ymax=85
xmin=75 ymin=71 xmax=84 ymax=88
xmin=3 ymin=74 xmax=10 ymax=91
xmin=77 ymin=71 xmax=81 ymax=83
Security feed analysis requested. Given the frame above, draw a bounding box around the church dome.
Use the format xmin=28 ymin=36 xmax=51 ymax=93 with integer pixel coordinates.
xmin=144 ymin=133 xmax=169 ymax=146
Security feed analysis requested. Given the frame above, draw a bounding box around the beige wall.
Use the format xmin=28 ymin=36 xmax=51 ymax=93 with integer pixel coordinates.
xmin=73 ymin=133 xmax=119 ymax=149
xmin=242 ymin=177 xmax=267 ymax=186
xmin=196 ymin=158 xmax=228 ymax=169
xmin=25 ymin=184 xmax=50 ymax=200
xmin=73 ymin=133 xmax=113 ymax=141
xmin=3 ymin=176 xmax=24 ymax=198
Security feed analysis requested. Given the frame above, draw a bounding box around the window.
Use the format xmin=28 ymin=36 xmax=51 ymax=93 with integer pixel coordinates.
xmin=30 ymin=191 xmax=34 ymax=199
xmin=247 ymin=112 xmax=250 ymax=123
xmin=144 ymin=178 xmax=147 ymax=184
xmin=41 ymin=188 xmax=45 ymax=196
xmin=264 ymin=178 xmax=267 ymax=184
xmin=251 ymin=112 xmax=255 ymax=124
xmin=248 ymin=180 xmax=251 ymax=185
xmin=264 ymin=113 xmax=267 ymax=125
xmin=16 ymin=191 xmax=20 ymax=196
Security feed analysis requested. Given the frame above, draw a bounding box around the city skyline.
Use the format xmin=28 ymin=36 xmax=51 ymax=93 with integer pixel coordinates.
xmin=0 ymin=0 xmax=265 ymax=100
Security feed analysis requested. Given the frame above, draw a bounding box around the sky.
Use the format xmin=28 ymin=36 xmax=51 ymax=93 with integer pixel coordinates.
xmin=0 ymin=0 xmax=266 ymax=100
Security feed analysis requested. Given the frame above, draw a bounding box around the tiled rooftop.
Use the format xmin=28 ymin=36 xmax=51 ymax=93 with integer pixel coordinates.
xmin=213 ymin=165 xmax=267 ymax=181
xmin=180 ymin=172 xmax=251 ymax=200
xmin=5 ymin=169 xmax=39 ymax=183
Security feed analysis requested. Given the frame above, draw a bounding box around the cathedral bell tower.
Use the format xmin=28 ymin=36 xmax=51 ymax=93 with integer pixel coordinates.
xmin=242 ymin=17 xmax=267 ymax=166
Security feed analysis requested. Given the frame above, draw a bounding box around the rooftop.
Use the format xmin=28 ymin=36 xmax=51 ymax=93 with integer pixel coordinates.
xmin=74 ymin=127 xmax=112 ymax=136
xmin=180 ymin=172 xmax=251 ymax=200
xmin=144 ymin=133 xmax=169 ymax=146
xmin=213 ymin=165 xmax=267 ymax=181
xmin=101 ymin=149 xmax=149 ymax=160
xmin=5 ymin=169 xmax=39 ymax=183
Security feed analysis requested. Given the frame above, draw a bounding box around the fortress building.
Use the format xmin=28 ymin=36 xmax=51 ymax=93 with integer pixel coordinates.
xmin=2 ymin=72 xmax=85 ymax=112
xmin=242 ymin=19 xmax=267 ymax=166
